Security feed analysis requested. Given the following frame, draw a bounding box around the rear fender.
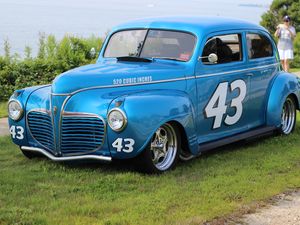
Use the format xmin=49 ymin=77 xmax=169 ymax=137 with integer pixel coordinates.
xmin=266 ymin=72 xmax=300 ymax=127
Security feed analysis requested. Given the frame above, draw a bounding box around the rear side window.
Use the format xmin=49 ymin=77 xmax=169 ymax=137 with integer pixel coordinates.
xmin=202 ymin=34 xmax=242 ymax=64
xmin=246 ymin=33 xmax=273 ymax=59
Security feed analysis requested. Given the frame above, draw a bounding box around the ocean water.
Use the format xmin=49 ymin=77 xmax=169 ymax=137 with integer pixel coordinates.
xmin=0 ymin=0 xmax=272 ymax=56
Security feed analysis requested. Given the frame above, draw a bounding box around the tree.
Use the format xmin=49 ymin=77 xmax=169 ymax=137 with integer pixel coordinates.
xmin=292 ymin=33 xmax=300 ymax=67
xmin=260 ymin=0 xmax=300 ymax=34
xmin=261 ymin=0 xmax=300 ymax=68
xmin=4 ymin=39 xmax=11 ymax=61
xmin=24 ymin=46 xmax=32 ymax=59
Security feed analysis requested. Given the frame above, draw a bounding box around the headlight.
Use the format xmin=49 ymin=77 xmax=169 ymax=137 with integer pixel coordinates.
xmin=8 ymin=100 xmax=24 ymax=121
xmin=107 ymin=108 xmax=127 ymax=132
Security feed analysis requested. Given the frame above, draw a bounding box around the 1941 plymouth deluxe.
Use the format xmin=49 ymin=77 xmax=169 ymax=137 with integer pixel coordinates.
xmin=8 ymin=17 xmax=300 ymax=173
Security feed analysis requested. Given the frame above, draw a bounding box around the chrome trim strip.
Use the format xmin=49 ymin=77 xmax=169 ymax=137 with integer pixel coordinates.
xmin=21 ymin=146 xmax=112 ymax=162
xmin=51 ymin=76 xmax=194 ymax=96
xmin=195 ymin=62 xmax=280 ymax=78
xmin=28 ymin=108 xmax=51 ymax=114
xmin=60 ymin=111 xmax=107 ymax=156
xmin=62 ymin=111 xmax=104 ymax=118
xmin=58 ymin=95 xmax=71 ymax=155
xmin=49 ymin=94 xmax=57 ymax=153
xmin=51 ymin=93 xmax=70 ymax=96
xmin=51 ymin=62 xmax=280 ymax=96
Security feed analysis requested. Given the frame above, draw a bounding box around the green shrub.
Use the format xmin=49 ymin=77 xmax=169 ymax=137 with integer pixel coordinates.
xmin=291 ymin=33 xmax=300 ymax=68
xmin=0 ymin=34 xmax=103 ymax=101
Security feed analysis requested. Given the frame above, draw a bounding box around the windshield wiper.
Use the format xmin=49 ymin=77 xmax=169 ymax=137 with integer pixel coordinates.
xmin=117 ymin=56 xmax=152 ymax=62
xmin=152 ymin=57 xmax=185 ymax=62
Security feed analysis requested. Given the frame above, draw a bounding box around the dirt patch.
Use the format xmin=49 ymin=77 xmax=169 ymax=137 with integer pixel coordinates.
xmin=294 ymin=71 xmax=300 ymax=77
xmin=203 ymin=190 xmax=300 ymax=225
xmin=239 ymin=191 xmax=300 ymax=225
xmin=0 ymin=117 xmax=9 ymax=136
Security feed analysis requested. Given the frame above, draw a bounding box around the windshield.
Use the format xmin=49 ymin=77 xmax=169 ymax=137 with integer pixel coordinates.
xmin=104 ymin=29 xmax=196 ymax=62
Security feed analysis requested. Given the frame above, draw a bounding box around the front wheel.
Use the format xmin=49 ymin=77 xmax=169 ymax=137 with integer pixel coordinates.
xmin=279 ymin=96 xmax=296 ymax=135
xmin=135 ymin=123 xmax=180 ymax=173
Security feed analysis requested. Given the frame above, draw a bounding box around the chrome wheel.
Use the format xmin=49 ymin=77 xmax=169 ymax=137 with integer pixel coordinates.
xmin=280 ymin=97 xmax=296 ymax=135
xmin=150 ymin=123 xmax=178 ymax=171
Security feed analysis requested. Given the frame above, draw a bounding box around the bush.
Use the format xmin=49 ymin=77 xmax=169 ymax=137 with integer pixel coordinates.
xmin=0 ymin=34 xmax=103 ymax=101
xmin=291 ymin=32 xmax=300 ymax=68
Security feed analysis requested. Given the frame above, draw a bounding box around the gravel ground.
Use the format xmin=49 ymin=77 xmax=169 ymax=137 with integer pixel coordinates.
xmin=239 ymin=192 xmax=300 ymax=225
xmin=0 ymin=117 xmax=9 ymax=136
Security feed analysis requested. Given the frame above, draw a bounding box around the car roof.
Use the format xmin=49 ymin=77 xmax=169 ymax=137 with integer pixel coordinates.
xmin=112 ymin=16 xmax=267 ymax=36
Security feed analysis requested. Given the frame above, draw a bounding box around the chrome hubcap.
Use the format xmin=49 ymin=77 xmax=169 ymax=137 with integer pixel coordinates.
xmin=281 ymin=98 xmax=295 ymax=134
xmin=150 ymin=124 xmax=177 ymax=171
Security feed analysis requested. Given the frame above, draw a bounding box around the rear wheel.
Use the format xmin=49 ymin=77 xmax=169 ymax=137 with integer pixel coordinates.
xmin=135 ymin=123 xmax=180 ymax=173
xmin=279 ymin=96 xmax=296 ymax=135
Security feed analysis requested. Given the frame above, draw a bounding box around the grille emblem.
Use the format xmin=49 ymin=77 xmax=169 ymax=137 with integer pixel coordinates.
xmin=53 ymin=106 xmax=57 ymax=115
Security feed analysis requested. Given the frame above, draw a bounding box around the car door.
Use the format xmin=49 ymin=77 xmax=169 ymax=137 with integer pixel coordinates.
xmin=195 ymin=31 xmax=253 ymax=144
xmin=245 ymin=31 xmax=280 ymax=126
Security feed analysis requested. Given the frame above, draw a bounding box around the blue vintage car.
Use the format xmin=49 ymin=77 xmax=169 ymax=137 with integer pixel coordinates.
xmin=8 ymin=16 xmax=300 ymax=173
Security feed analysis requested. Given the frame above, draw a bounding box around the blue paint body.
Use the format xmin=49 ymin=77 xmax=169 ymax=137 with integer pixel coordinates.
xmin=8 ymin=16 xmax=300 ymax=160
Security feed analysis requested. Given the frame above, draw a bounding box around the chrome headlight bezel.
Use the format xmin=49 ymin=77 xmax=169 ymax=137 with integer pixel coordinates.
xmin=8 ymin=99 xmax=24 ymax=121
xmin=107 ymin=108 xmax=127 ymax=132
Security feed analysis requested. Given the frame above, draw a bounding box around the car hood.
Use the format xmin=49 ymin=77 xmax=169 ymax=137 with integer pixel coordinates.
xmin=52 ymin=60 xmax=191 ymax=94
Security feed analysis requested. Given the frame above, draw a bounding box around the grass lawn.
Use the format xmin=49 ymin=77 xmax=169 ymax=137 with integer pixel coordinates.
xmin=290 ymin=67 xmax=300 ymax=73
xmin=1 ymin=117 xmax=300 ymax=225
xmin=0 ymin=101 xmax=7 ymax=118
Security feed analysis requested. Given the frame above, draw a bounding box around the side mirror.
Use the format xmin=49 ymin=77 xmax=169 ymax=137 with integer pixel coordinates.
xmin=198 ymin=53 xmax=218 ymax=64
xmin=208 ymin=53 xmax=218 ymax=64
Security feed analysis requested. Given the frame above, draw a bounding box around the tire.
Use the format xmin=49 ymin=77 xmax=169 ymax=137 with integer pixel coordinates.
xmin=135 ymin=123 xmax=180 ymax=173
xmin=179 ymin=151 xmax=195 ymax=161
xmin=21 ymin=149 xmax=40 ymax=159
xmin=279 ymin=96 xmax=296 ymax=135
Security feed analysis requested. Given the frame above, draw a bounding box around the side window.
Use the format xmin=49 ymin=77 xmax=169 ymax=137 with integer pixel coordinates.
xmin=246 ymin=33 xmax=273 ymax=59
xmin=202 ymin=34 xmax=242 ymax=65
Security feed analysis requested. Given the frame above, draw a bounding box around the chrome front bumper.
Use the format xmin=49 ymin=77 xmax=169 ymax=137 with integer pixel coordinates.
xmin=21 ymin=146 xmax=112 ymax=162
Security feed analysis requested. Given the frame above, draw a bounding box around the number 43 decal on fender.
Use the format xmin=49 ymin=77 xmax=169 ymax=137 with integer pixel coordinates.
xmin=205 ymin=79 xmax=246 ymax=129
xmin=112 ymin=138 xmax=135 ymax=153
xmin=10 ymin=126 xmax=24 ymax=140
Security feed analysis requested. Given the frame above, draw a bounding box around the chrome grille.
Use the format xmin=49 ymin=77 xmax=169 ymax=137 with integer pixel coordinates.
xmin=27 ymin=111 xmax=55 ymax=152
xmin=61 ymin=114 xmax=105 ymax=155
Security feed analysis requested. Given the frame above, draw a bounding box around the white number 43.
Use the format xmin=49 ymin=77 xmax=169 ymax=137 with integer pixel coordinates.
xmin=112 ymin=138 xmax=135 ymax=153
xmin=205 ymin=79 xmax=247 ymax=129
xmin=10 ymin=126 xmax=24 ymax=140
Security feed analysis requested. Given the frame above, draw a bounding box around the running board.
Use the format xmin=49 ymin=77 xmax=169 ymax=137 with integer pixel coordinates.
xmin=198 ymin=126 xmax=276 ymax=152
xmin=21 ymin=146 xmax=112 ymax=162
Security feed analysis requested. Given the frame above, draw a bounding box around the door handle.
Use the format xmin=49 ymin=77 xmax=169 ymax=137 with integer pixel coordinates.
xmin=246 ymin=73 xmax=254 ymax=76
xmin=262 ymin=69 xmax=269 ymax=73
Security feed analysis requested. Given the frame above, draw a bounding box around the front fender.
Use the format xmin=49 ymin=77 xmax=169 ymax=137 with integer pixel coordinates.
xmin=8 ymin=85 xmax=51 ymax=147
xmin=107 ymin=90 xmax=198 ymax=159
xmin=266 ymin=72 xmax=300 ymax=127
